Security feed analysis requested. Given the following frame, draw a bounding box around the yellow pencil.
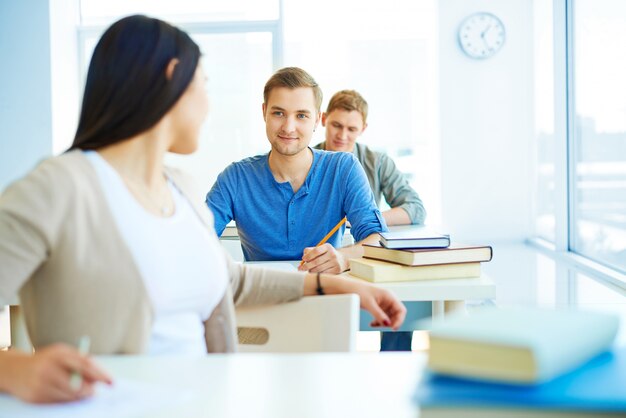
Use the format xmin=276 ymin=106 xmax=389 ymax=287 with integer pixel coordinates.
xmin=299 ymin=217 xmax=348 ymax=267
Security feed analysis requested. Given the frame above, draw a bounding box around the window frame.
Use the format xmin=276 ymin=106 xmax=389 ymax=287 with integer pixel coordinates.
xmin=76 ymin=5 xmax=284 ymax=90
xmin=529 ymin=0 xmax=626 ymax=290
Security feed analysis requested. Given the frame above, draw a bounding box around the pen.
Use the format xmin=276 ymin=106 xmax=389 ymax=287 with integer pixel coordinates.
xmin=69 ymin=335 xmax=91 ymax=391
xmin=299 ymin=217 xmax=348 ymax=267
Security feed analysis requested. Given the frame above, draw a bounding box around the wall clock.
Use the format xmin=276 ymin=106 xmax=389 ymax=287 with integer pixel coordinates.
xmin=458 ymin=12 xmax=505 ymax=59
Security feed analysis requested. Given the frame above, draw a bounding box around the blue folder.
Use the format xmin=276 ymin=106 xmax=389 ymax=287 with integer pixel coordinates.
xmin=415 ymin=347 xmax=626 ymax=413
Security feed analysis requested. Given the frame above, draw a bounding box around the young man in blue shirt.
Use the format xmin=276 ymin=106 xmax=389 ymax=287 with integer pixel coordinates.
xmin=206 ymin=67 xmax=387 ymax=274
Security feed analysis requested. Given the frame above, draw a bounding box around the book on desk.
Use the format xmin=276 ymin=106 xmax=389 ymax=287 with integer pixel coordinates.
xmin=379 ymin=228 xmax=450 ymax=249
xmin=349 ymin=229 xmax=491 ymax=283
xmin=349 ymin=258 xmax=482 ymax=283
xmin=416 ymin=348 xmax=626 ymax=417
xmin=363 ymin=242 xmax=492 ymax=267
xmin=426 ymin=307 xmax=619 ymax=384
xmin=415 ymin=307 xmax=624 ymax=417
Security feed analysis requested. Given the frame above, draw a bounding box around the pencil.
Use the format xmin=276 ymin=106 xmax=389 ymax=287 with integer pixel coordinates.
xmin=69 ymin=335 xmax=91 ymax=391
xmin=299 ymin=217 xmax=347 ymax=267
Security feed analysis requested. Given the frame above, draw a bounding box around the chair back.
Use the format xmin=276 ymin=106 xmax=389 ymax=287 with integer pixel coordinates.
xmin=236 ymin=294 xmax=360 ymax=352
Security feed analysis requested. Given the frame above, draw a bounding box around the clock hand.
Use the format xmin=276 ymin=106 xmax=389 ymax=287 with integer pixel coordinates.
xmin=480 ymin=25 xmax=493 ymax=49
xmin=480 ymin=25 xmax=492 ymax=39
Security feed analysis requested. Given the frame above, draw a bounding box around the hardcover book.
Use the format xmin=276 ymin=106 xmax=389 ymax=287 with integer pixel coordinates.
xmin=363 ymin=242 xmax=492 ymax=267
xmin=348 ymin=258 xmax=481 ymax=283
xmin=427 ymin=307 xmax=619 ymax=384
xmin=379 ymin=228 xmax=450 ymax=249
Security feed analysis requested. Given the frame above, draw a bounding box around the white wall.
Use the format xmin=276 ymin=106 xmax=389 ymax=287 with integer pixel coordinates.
xmin=1 ymin=0 xmax=537 ymax=246
xmin=0 ymin=0 xmax=53 ymax=192
xmin=438 ymin=0 xmax=534 ymax=243
xmin=49 ymin=0 xmax=81 ymax=155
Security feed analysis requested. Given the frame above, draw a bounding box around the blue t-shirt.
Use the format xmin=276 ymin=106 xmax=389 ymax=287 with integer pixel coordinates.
xmin=206 ymin=148 xmax=387 ymax=261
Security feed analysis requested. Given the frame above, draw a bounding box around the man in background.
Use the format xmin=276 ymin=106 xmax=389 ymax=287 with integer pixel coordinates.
xmin=315 ymin=89 xmax=425 ymax=226
xmin=315 ymin=89 xmax=428 ymax=351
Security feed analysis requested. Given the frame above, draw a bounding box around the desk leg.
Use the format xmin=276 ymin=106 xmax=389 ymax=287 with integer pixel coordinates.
xmin=432 ymin=301 xmax=466 ymax=321
xmin=444 ymin=300 xmax=466 ymax=315
xmin=9 ymin=305 xmax=33 ymax=353
xmin=431 ymin=301 xmax=445 ymax=320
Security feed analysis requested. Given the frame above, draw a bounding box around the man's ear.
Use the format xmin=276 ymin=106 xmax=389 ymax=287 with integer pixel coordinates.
xmin=321 ymin=112 xmax=328 ymax=127
xmin=165 ymin=58 xmax=180 ymax=80
xmin=314 ymin=111 xmax=321 ymax=130
xmin=361 ymin=122 xmax=368 ymax=135
xmin=262 ymin=102 xmax=267 ymax=121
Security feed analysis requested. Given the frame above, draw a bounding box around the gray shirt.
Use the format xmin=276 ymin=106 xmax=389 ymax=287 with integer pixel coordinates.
xmin=315 ymin=142 xmax=426 ymax=224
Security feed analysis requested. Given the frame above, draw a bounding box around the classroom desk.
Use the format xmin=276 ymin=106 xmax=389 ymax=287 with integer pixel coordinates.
xmin=6 ymin=270 xmax=494 ymax=352
xmin=246 ymin=261 xmax=496 ymax=321
xmin=227 ymin=223 xmax=496 ymax=320
xmin=354 ymin=273 xmax=496 ymax=320
xmin=95 ymin=353 xmax=425 ymax=418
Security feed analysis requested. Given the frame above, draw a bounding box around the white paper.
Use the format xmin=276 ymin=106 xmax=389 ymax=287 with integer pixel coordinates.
xmin=0 ymin=378 xmax=193 ymax=418
xmin=244 ymin=261 xmax=298 ymax=271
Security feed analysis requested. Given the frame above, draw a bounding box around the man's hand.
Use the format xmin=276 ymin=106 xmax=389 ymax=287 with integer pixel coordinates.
xmin=299 ymin=243 xmax=349 ymax=274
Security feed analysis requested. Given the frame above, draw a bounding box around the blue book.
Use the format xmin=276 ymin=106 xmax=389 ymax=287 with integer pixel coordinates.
xmin=415 ymin=347 xmax=626 ymax=417
xmin=379 ymin=228 xmax=450 ymax=249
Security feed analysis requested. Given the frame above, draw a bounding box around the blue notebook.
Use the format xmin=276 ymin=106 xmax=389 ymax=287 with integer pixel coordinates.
xmin=415 ymin=347 xmax=626 ymax=413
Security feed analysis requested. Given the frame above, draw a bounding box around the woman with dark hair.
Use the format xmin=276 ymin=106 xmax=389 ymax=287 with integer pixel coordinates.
xmin=0 ymin=15 xmax=406 ymax=404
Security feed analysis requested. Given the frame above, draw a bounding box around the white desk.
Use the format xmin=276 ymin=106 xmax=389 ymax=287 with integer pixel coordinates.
xmin=243 ymin=260 xmax=496 ymax=320
xmin=357 ymin=274 xmax=496 ymax=319
xmin=95 ymin=353 xmax=425 ymax=418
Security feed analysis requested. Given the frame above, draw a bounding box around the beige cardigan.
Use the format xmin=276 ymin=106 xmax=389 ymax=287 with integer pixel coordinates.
xmin=0 ymin=151 xmax=305 ymax=354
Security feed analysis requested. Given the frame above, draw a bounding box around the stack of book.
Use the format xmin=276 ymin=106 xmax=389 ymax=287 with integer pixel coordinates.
xmin=348 ymin=228 xmax=492 ymax=283
xmin=415 ymin=307 xmax=624 ymax=417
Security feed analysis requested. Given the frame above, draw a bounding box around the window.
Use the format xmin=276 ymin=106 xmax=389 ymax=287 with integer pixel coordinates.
xmin=534 ymin=0 xmax=626 ymax=279
xmin=533 ymin=0 xmax=555 ymax=243
xmin=571 ymin=0 xmax=626 ymax=273
xmin=282 ymin=0 xmax=440 ymax=223
xmin=76 ymin=2 xmax=280 ymax=188
xmin=73 ymin=0 xmax=439 ymax=220
xmin=79 ymin=0 xmax=279 ymax=25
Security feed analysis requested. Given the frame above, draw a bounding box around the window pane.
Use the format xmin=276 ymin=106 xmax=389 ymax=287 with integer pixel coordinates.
xmin=80 ymin=0 xmax=279 ymax=25
xmin=534 ymin=0 xmax=555 ymax=242
xmin=165 ymin=32 xmax=274 ymax=190
xmin=282 ymin=0 xmax=441 ymax=224
xmin=572 ymin=0 xmax=626 ymax=273
xmin=78 ymin=28 xmax=275 ymax=191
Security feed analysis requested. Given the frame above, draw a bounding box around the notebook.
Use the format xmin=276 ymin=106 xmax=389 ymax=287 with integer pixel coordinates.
xmin=415 ymin=347 xmax=626 ymax=416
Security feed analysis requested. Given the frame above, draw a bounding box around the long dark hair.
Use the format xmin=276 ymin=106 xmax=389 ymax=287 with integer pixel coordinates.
xmin=70 ymin=15 xmax=200 ymax=150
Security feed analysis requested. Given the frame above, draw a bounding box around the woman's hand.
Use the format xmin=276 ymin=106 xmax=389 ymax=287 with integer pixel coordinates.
xmin=304 ymin=273 xmax=407 ymax=330
xmin=357 ymin=284 xmax=407 ymax=330
xmin=0 ymin=344 xmax=112 ymax=404
xmin=346 ymin=280 xmax=407 ymax=330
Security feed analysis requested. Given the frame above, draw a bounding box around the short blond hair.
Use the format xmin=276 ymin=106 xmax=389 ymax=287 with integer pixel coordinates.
xmin=325 ymin=90 xmax=368 ymax=123
xmin=263 ymin=67 xmax=323 ymax=111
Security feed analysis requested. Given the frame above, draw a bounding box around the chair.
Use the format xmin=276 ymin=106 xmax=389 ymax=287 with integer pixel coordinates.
xmin=236 ymin=294 xmax=360 ymax=353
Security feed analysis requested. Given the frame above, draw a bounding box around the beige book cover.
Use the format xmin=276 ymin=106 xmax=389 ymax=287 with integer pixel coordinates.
xmin=348 ymin=258 xmax=481 ymax=282
xmin=427 ymin=307 xmax=619 ymax=384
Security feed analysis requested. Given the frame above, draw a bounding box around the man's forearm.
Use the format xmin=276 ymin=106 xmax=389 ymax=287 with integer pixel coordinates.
xmin=382 ymin=207 xmax=412 ymax=226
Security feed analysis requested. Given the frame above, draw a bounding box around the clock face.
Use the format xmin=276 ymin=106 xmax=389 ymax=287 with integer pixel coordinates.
xmin=458 ymin=12 xmax=505 ymax=59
